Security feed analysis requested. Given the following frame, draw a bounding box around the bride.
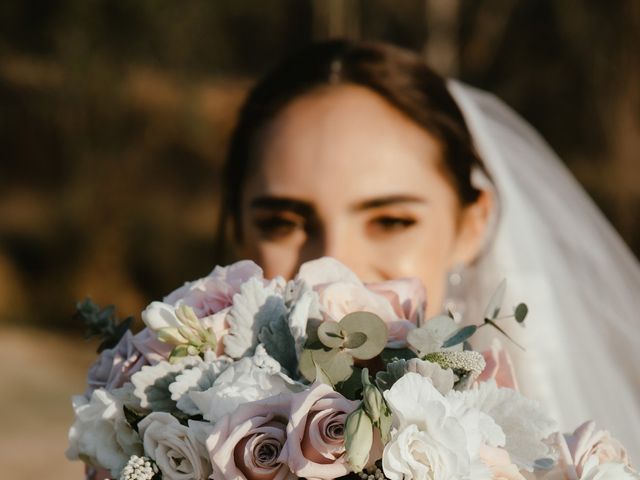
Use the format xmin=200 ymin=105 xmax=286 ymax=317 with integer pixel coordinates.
xmin=218 ymin=40 xmax=640 ymax=457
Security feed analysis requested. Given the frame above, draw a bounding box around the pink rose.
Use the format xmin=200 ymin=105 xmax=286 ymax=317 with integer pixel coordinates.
xmin=479 ymin=445 xmax=526 ymax=480
xmin=85 ymin=329 xmax=172 ymax=397
xmin=283 ymin=382 xmax=360 ymax=480
xmin=478 ymin=339 xmax=519 ymax=390
xmin=296 ymin=258 xmax=426 ymax=347
xmin=164 ymin=260 xmax=264 ymax=317
xmin=554 ymin=421 xmax=631 ymax=479
xmin=206 ymin=394 xmax=296 ymax=480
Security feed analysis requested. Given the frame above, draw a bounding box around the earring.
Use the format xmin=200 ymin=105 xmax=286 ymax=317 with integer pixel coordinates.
xmin=443 ymin=263 xmax=466 ymax=323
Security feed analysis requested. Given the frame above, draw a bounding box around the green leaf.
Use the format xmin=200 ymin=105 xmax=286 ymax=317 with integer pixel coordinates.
xmin=484 ymin=279 xmax=507 ymax=320
xmin=339 ymin=312 xmax=387 ymax=360
xmin=441 ymin=325 xmax=477 ymax=349
xmin=379 ymin=347 xmax=417 ymax=365
xmin=484 ymin=319 xmax=525 ymax=351
xmin=514 ymin=303 xmax=529 ymax=323
xmin=317 ymin=321 xmax=344 ymax=348
xmin=123 ymin=405 xmax=148 ymax=433
xmin=335 ymin=367 xmax=364 ymax=400
xmin=375 ymin=359 xmax=409 ymax=391
xmin=258 ymin=314 xmax=297 ymax=375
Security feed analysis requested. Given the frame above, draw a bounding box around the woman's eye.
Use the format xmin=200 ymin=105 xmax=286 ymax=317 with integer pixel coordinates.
xmin=369 ymin=215 xmax=417 ymax=234
xmin=253 ymin=216 xmax=304 ymax=240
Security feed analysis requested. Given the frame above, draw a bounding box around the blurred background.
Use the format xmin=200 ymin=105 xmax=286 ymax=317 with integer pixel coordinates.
xmin=0 ymin=1 xmax=638 ymax=477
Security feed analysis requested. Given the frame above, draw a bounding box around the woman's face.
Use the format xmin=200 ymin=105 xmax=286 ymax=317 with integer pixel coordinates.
xmin=239 ymin=85 xmax=489 ymax=316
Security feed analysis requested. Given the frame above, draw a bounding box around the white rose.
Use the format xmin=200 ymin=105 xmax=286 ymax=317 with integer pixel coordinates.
xmin=66 ymin=387 xmax=142 ymax=477
xmin=138 ymin=412 xmax=213 ymax=480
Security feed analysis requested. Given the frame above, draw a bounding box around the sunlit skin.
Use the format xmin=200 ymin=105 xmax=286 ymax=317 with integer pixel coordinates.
xmin=238 ymin=85 xmax=491 ymax=317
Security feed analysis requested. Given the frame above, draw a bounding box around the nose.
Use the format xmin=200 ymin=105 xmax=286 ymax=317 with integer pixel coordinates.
xmin=298 ymin=223 xmax=380 ymax=282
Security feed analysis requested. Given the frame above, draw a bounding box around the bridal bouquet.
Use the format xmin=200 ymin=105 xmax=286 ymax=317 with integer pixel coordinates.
xmin=67 ymin=257 xmax=638 ymax=480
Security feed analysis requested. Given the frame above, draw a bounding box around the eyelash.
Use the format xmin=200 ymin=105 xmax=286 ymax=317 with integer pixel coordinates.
xmin=252 ymin=214 xmax=417 ymax=240
xmin=369 ymin=215 xmax=417 ymax=233
xmin=253 ymin=216 xmax=304 ymax=240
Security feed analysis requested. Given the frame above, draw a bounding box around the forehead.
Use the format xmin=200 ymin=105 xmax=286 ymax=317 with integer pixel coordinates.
xmin=247 ymin=85 xmax=447 ymax=203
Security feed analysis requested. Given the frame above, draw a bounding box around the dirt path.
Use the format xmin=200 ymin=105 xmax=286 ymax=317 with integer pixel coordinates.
xmin=0 ymin=326 xmax=97 ymax=478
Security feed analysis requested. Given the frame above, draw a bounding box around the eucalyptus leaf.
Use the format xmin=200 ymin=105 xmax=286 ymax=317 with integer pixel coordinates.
xmin=298 ymin=348 xmax=317 ymax=381
xmin=314 ymin=360 xmax=334 ymax=388
xmin=514 ymin=303 xmax=529 ymax=323
xmin=339 ymin=312 xmax=387 ymax=360
xmin=442 ymin=325 xmax=477 ymax=349
xmin=299 ymin=348 xmax=354 ymax=384
xmin=317 ymin=321 xmax=344 ymax=349
xmin=315 ymin=349 xmax=354 ymax=384
xmin=123 ymin=405 xmax=148 ymax=433
xmin=343 ymin=331 xmax=367 ymax=349
xmin=484 ymin=279 xmax=507 ymax=320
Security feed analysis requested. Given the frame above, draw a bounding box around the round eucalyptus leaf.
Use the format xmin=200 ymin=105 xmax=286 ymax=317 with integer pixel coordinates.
xmin=313 ymin=348 xmax=354 ymax=384
xmin=343 ymin=331 xmax=367 ymax=349
xmin=298 ymin=348 xmax=317 ymax=382
xmin=298 ymin=347 xmax=354 ymax=383
xmin=339 ymin=312 xmax=387 ymax=360
xmin=514 ymin=303 xmax=529 ymax=323
xmin=318 ymin=321 xmax=345 ymax=348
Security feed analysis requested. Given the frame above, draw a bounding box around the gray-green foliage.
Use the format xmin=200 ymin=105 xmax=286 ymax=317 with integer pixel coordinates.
xmin=299 ymin=312 xmax=388 ymax=385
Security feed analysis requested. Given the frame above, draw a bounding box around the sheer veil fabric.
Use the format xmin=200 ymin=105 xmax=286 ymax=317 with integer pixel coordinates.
xmin=448 ymin=81 xmax=640 ymax=458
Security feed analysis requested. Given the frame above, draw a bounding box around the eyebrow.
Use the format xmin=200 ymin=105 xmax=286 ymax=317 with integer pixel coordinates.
xmin=250 ymin=196 xmax=314 ymax=217
xmin=250 ymin=194 xmax=426 ymax=216
xmin=351 ymin=194 xmax=427 ymax=211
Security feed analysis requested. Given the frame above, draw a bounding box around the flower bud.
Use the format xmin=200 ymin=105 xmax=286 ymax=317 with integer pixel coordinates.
xmin=362 ymin=369 xmax=384 ymax=425
xmin=344 ymin=407 xmax=373 ymax=472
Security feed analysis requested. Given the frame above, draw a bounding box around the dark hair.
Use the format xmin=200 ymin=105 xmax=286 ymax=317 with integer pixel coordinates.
xmin=221 ymin=40 xmax=486 ymax=242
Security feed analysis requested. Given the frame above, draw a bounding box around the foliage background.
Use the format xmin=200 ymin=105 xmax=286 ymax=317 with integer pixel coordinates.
xmin=0 ymin=1 xmax=638 ymax=477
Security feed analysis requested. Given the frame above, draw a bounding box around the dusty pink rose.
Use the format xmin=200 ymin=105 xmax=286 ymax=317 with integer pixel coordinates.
xmin=561 ymin=421 xmax=629 ymax=478
xmin=283 ymin=382 xmax=360 ymax=480
xmin=479 ymin=445 xmax=526 ymax=480
xmin=85 ymin=329 xmax=172 ymax=397
xmin=296 ymin=258 xmax=426 ymax=347
xmin=164 ymin=260 xmax=264 ymax=317
xmin=478 ymin=339 xmax=519 ymax=390
xmin=206 ymin=394 xmax=296 ymax=480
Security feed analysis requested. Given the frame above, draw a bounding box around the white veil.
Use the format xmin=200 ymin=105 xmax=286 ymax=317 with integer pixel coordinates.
xmin=448 ymin=81 xmax=640 ymax=458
